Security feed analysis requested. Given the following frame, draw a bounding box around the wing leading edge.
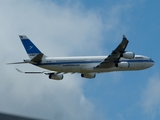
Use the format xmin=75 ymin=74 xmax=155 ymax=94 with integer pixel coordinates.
xmin=96 ymin=35 xmax=129 ymax=68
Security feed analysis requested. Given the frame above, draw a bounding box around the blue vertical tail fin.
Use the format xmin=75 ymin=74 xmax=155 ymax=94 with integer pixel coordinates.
xmin=19 ymin=35 xmax=45 ymax=60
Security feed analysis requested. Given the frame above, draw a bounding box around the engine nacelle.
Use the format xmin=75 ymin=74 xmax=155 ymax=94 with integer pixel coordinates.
xmin=49 ymin=74 xmax=63 ymax=80
xmin=115 ymin=62 xmax=130 ymax=68
xmin=121 ymin=52 xmax=135 ymax=59
xmin=81 ymin=73 xmax=96 ymax=79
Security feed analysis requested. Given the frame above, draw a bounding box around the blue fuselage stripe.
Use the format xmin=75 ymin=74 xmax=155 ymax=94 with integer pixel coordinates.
xmin=35 ymin=59 xmax=153 ymax=66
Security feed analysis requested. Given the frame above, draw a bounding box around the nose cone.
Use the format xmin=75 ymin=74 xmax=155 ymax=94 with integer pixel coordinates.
xmin=149 ymin=59 xmax=155 ymax=67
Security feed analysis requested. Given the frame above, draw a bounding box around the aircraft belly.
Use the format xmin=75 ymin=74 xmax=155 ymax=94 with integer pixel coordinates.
xmin=63 ymin=66 xmax=81 ymax=72
xmin=97 ymin=62 xmax=147 ymax=72
xmin=126 ymin=62 xmax=147 ymax=70
xmin=36 ymin=61 xmax=150 ymax=73
xmin=37 ymin=65 xmax=58 ymax=71
xmin=80 ymin=64 xmax=98 ymax=73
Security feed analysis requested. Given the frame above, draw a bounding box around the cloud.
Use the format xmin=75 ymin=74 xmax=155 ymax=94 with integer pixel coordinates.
xmin=141 ymin=74 xmax=160 ymax=119
xmin=0 ymin=0 xmax=104 ymax=119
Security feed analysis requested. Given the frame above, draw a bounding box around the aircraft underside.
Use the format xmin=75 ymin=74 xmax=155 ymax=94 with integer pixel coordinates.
xmin=36 ymin=61 xmax=153 ymax=73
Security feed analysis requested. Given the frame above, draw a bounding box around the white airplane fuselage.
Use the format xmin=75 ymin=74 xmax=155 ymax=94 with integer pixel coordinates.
xmin=9 ymin=35 xmax=154 ymax=80
xmin=30 ymin=55 xmax=154 ymax=73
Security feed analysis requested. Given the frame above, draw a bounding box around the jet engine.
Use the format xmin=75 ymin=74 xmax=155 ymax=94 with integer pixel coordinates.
xmin=115 ymin=62 xmax=130 ymax=68
xmin=81 ymin=73 xmax=96 ymax=79
xmin=49 ymin=74 xmax=63 ymax=80
xmin=121 ymin=52 xmax=135 ymax=59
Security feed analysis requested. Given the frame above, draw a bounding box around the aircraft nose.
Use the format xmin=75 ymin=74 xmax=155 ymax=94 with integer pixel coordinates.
xmin=150 ymin=59 xmax=155 ymax=67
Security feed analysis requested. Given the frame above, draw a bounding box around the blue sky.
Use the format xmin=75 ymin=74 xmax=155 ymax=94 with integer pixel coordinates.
xmin=80 ymin=0 xmax=159 ymax=120
xmin=0 ymin=0 xmax=160 ymax=120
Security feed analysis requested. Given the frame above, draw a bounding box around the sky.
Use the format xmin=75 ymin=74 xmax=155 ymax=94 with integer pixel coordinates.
xmin=0 ymin=0 xmax=160 ymax=120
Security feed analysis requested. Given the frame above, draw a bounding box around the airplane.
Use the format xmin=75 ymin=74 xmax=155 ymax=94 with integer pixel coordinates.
xmin=8 ymin=35 xmax=154 ymax=80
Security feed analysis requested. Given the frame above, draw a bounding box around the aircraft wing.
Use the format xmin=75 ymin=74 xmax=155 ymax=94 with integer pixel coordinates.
xmin=15 ymin=68 xmax=65 ymax=75
xmin=16 ymin=68 xmax=46 ymax=74
xmin=96 ymin=35 xmax=129 ymax=68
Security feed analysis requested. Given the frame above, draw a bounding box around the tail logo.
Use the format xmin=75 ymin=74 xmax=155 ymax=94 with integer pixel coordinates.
xmin=28 ymin=46 xmax=34 ymax=50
